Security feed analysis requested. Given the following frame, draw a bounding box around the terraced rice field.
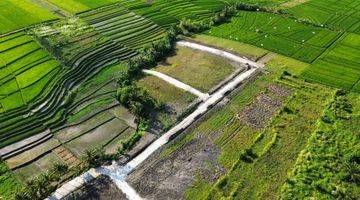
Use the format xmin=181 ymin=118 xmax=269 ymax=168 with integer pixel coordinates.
xmin=0 ymin=32 xmax=62 ymax=112
xmin=120 ymin=0 xmax=218 ymax=29
xmin=205 ymin=11 xmax=342 ymax=63
xmin=302 ymin=33 xmax=360 ymax=91
xmin=79 ymin=4 xmax=166 ymax=50
xmin=0 ymin=22 xmax=136 ymax=149
xmin=0 ymin=0 xmax=57 ymax=34
xmin=226 ymin=0 xmax=290 ymax=7
xmin=47 ymin=0 xmax=120 ymax=14
xmin=287 ymin=0 xmax=360 ymax=33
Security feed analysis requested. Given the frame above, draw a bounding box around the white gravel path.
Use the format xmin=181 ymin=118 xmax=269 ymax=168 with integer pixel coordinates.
xmin=143 ymin=69 xmax=210 ymax=100
xmin=46 ymin=41 xmax=262 ymax=200
xmin=177 ymin=41 xmax=264 ymax=68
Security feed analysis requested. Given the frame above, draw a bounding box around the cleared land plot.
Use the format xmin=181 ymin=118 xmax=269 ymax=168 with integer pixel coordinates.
xmin=205 ymin=11 xmax=341 ymax=63
xmin=0 ymin=0 xmax=57 ymax=34
xmin=302 ymin=33 xmax=360 ymax=91
xmin=287 ymin=0 xmax=360 ymax=34
xmin=64 ymin=175 xmax=127 ymax=200
xmin=137 ymin=75 xmax=196 ymax=110
xmin=137 ymin=75 xmax=196 ymax=129
xmin=154 ymin=46 xmax=238 ymax=92
xmin=79 ymin=4 xmax=166 ymax=50
xmin=55 ymin=106 xmax=132 ymax=141
xmin=47 ymin=0 xmax=119 ymax=14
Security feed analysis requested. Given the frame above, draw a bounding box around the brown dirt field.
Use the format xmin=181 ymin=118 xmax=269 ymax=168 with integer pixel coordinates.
xmin=64 ymin=175 xmax=127 ymax=200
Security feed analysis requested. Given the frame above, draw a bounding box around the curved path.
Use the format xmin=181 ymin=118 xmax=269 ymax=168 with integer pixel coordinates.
xmin=46 ymin=41 xmax=261 ymax=200
xmin=143 ymin=69 xmax=210 ymax=100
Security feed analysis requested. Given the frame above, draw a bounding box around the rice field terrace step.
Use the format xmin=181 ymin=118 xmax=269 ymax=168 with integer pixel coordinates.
xmin=53 ymin=146 xmax=79 ymax=167
xmin=0 ymin=129 xmax=51 ymax=159
xmin=53 ymin=102 xmax=120 ymax=133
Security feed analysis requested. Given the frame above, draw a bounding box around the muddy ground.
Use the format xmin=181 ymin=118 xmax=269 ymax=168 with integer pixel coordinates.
xmin=127 ymin=113 xmax=225 ymax=200
xmin=64 ymin=175 xmax=127 ymax=200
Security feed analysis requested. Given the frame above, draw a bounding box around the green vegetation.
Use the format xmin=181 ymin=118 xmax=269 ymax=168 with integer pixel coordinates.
xmin=0 ymin=32 xmax=63 ymax=147
xmin=227 ymin=0 xmax=290 ymax=7
xmin=205 ymin=11 xmax=341 ymax=63
xmin=117 ymin=84 xmax=160 ymax=128
xmin=137 ymin=75 xmax=195 ymax=108
xmin=0 ymin=0 xmax=57 ymax=34
xmin=120 ymin=0 xmax=217 ymax=29
xmin=188 ymin=34 xmax=268 ymax=60
xmin=184 ymin=61 xmax=334 ymax=200
xmin=0 ymin=160 xmax=21 ymax=200
xmin=0 ymin=1 xmax=358 ymax=199
xmin=287 ymin=0 xmax=360 ymax=33
xmin=155 ymin=46 xmax=236 ymax=92
xmin=281 ymin=90 xmax=360 ymax=199
xmin=137 ymin=75 xmax=196 ymax=130
xmin=67 ymin=98 xmax=115 ymax=123
xmin=47 ymin=0 xmax=119 ymax=14
xmin=302 ymin=33 xmax=360 ymax=92
xmin=78 ymin=4 xmax=166 ymax=50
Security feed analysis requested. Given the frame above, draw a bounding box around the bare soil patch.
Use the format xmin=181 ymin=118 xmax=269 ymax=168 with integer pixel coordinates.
xmin=64 ymin=175 xmax=127 ymax=200
xmin=127 ymin=133 xmax=224 ymax=200
xmin=238 ymin=84 xmax=292 ymax=128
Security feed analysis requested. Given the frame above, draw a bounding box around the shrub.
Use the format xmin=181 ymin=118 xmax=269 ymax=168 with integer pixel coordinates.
xmin=81 ymin=147 xmax=106 ymax=168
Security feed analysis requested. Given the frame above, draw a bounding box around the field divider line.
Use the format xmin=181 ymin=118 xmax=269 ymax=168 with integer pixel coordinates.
xmin=143 ymin=69 xmax=210 ymax=101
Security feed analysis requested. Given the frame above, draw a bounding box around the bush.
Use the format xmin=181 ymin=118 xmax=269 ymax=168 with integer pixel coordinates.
xmin=235 ymin=3 xmax=264 ymax=12
xmin=178 ymin=18 xmax=210 ymax=36
xmin=117 ymin=84 xmax=159 ymax=126
xmin=81 ymin=147 xmax=106 ymax=168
